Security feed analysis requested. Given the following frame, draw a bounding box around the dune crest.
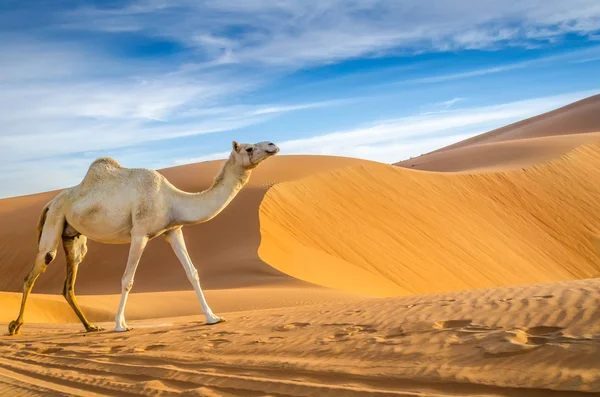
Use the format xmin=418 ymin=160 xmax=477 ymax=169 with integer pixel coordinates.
xmin=259 ymin=142 xmax=600 ymax=296
xmin=396 ymin=93 xmax=600 ymax=171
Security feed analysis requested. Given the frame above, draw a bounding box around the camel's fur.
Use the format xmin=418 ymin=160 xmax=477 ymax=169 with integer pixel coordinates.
xmin=7 ymin=141 xmax=279 ymax=335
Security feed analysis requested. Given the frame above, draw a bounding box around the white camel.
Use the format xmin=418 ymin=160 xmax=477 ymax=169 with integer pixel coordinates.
xmin=8 ymin=140 xmax=279 ymax=335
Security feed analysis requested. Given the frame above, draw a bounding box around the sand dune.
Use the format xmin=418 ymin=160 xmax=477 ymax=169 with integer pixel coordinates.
xmin=259 ymin=141 xmax=600 ymax=296
xmin=427 ymin=94 xmax=600 ymax=153
xmin=1 ymin=94 xmax=600 ymax=396
xmin=1 ymin=278 xmax=599 ymax=396
xmin=396 ymin=94 xmax=600 ymax=171
xmin=396 ymin=132 xmax=600 ymax=172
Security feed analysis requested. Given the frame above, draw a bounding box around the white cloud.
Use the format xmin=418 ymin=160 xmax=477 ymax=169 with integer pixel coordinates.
xmin=64 ymin=0 xmax=600 ymax=68
xmin=439 ymin=98 xmax=464 ymax=109
xmin=173 ymin=89 xmax=600 ymax=166
xmin=395 ymin=46 xmax=600 ymax=86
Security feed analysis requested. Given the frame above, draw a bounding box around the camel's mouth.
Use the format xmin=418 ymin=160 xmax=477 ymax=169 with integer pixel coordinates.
xmin=266 ymin=147 xmax=280 ymax=155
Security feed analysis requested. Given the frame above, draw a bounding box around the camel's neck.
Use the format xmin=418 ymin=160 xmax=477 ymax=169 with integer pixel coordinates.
xmin=173 ymin=156 xmax=251 ymax=225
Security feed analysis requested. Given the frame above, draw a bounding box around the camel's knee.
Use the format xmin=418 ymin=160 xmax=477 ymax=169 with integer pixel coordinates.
xmin=40 ymin=248 xmax=56 ymax=266
xmin=45 ymin=252 xmax=55 ymax=264
xmin=121 ymin=276 xmax=134 ymax=293
xmin=23 ymin=255 xmax=51 ymax=289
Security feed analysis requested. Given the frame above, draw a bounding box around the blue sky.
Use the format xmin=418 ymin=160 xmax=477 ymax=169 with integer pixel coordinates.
xmin=1 ymin=0 xmax=599 ymax=198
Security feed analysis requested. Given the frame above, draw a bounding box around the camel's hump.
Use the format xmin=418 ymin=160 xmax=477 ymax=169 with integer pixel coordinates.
xmin=89 ymin=157 xmax=122 ymax=169
xmin=81 ymin=157 xmax=123 ymax=183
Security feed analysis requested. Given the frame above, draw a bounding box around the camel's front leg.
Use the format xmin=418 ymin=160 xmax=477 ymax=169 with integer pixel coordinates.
xmin=164 ymin=228 xmax=224 ymax=324
xmin=114 ymin=234 xmax=148 ymax=332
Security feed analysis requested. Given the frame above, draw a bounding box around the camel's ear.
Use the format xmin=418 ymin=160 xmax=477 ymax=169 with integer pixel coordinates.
xmin=232 ymin=141 xmax=241 ymax=152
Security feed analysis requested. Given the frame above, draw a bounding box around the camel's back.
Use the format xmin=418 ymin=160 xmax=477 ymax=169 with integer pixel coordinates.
xmin=80 ymin=157 xmax=161 ymax=190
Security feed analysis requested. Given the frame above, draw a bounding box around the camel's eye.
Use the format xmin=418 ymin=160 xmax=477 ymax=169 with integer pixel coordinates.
xmin=246 ymin=147 xmax=254 ymax=153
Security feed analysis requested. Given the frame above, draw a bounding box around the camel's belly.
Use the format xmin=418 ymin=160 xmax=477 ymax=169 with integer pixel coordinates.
xmin=68 ymin=217 xmax=134 ymax=244
xmin=66 ymin=202 xmax=134 ymax=244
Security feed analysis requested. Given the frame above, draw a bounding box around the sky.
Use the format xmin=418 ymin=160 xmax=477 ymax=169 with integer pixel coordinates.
xmin=1 ymin=0 xmax=599 ymax=198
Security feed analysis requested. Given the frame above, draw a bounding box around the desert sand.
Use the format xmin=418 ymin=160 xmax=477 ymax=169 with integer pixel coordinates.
xmin=1 ymin=94 xmax=600 ymax=396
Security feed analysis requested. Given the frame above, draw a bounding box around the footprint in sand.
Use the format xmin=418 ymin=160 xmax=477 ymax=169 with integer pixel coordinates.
xmin=526 ymin=326 xmax=563 ymax=336
xmin=35 ymin=347 xmax=63 ymax=354
xmin=110 ymin=345 xmax=127 ymax=353
xmin=344 ymin=309 xmax=365 ymax=315
xmin=206 ymin=338 xmax=232 ymax=347
xmin=149 ymin=330 xmax=170 ymax=335
xmin=523 ymin=326 xmax=563 ymax=345
xmin=319 ymin=324 xmax=378 ymax=344
xmin=213 ymin=331 xmax=239 ymax=337
xmin=144 ymin=344 xmax=168 ymax=351
xmin=273 ymin=322 xmax=311 ymax=332
xmin=434 ymin=319 xmax=473 ymax=329
xmin=434 ymin=320 xmax=500 ymax=335
xmin=481 ymin=326 xmax=564 ymax=358
xmin=252 ymin=336 xmax=284 ymax=344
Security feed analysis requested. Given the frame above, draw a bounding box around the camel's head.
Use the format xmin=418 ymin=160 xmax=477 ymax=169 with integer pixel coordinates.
xmin=231 ymin=140 xmax=279 ymax=169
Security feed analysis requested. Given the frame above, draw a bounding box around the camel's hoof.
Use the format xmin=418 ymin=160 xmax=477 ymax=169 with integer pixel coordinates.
xmin=114 ymin=325 xmax=133 ymax=332
xmin=206 ymin=316 xmax=226 ymax=325
xmin=7 ymin=321 xmax=21 ymax=336
xmin=85 ymin=325 xmax=105 ymax=333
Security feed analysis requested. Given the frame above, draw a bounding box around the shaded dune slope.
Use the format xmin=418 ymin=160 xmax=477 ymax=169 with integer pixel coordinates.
xmin=0 ymin=155 xmax=362 ymax=295
xmin=258 ymin=142 xmax=600 ymax=296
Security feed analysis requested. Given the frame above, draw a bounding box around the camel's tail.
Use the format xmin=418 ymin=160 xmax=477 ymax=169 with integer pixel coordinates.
xmin=37 ymin=203 xmax=50 ymax=245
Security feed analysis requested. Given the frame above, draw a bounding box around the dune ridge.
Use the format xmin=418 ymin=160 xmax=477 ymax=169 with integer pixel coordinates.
xmin=258 ymin=141 xmax=600 ymax=296
xmin=425 ymin=93 xmax=600 ymax=152
xmin=395 ymin=93 xmax=600 ymax=171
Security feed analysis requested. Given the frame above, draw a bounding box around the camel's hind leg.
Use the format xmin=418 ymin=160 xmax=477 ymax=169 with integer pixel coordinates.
xmin=62 ymin=234 xmax=104 ymax=332
xmin=8 ymin=209 xmax=63 ymax=335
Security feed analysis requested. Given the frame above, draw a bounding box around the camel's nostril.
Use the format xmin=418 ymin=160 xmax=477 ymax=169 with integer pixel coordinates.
xmin=268 ymin=142 xmax=275 ymax=146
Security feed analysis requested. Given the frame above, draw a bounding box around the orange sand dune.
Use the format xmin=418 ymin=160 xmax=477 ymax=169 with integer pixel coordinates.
xmin=1 ymin=278 xmax=599 ymax=396
xmin=259 ymin=142 xmax=600 ymax=297
xmin=396 ymin=132 xmax=600 ymax=172
xmin=396 ymin=93 xmax=600 ymax=171
xmin=431 ymin=93 xmax=600 ymax=152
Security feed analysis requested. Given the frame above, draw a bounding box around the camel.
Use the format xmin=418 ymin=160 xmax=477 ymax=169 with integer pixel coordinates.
xmin=7 ymin=140 xmax=279 ymax=335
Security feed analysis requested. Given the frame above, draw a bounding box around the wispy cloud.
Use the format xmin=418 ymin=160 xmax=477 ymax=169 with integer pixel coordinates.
xmin=61 ymin=0 xmax=600 ymax=68
xmin=395 ymin=46 xmax=600 ymax=85
xmin=174 ymin=89 xmax=600 ymax=166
